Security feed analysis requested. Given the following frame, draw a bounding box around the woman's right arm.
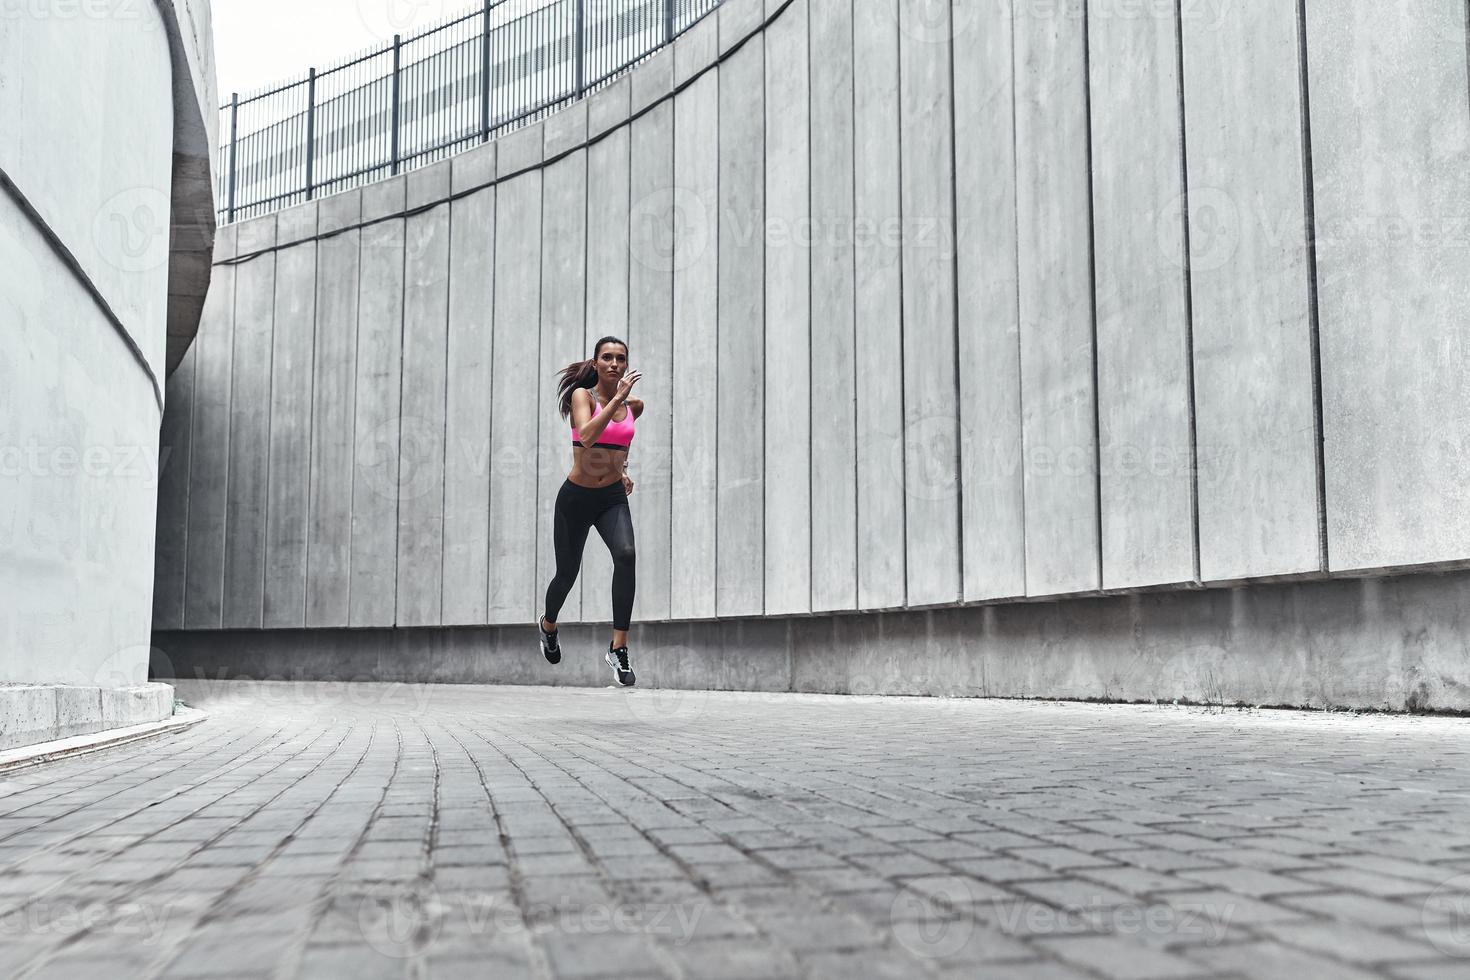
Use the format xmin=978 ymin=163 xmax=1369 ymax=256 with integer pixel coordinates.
xmin=573 ymin=388 xmax=613 ymax=448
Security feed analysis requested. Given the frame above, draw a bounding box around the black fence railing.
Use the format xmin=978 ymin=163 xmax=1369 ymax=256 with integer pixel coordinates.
xmin=219 ymin=0 xmax=722 ymax=224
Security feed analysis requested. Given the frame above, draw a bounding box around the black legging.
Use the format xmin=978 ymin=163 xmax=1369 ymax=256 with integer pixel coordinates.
xmin=544 ymin=478 xmax=636 ymax=631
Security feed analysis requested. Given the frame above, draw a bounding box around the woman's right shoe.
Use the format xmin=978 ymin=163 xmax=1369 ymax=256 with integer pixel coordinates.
xmin=605 ymin=643 xmax=636 ymax=687
xmin=538 ymin=617 xmax=561 ymax=665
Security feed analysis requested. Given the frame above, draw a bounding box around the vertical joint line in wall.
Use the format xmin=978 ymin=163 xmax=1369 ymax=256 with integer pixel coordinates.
xmin=304 ymin=214 xmax=323 ymax=624
xmin=848 ymin=0 xmax=859 ymax=612
xmin=894 ymin=0 xmax=909 ymax=610
xmin=484 ymin=188 xmax=498 ymax=624
xmin=1010 ymin=0 xmax=1027 ymax=596
xmin=535 ymin=174 xmax=547 ymax=622
xmin=346 ymin=222 xmax=364 ymax=622
xmin=714 ymin=69 xmax=722 ymax=619
xmin=806 ymin=0 xmax=815 ymax=616
xmin=805 ymin=0 xmax=817 ymax=614
xmin=946 ymin=0 xmax=964 ymax=603
xmin=1174 ymin=0 xmax=1202 ymax=586
xmin=260 ymin=242 xmax=279 ymax=628
xmin=592 ymin=128 xmax=604 ymax=624
xmin=179 ymin=278 xmax=203 ymax=627
xmin=654 ymin=116 xmax=669 ymax=623
xmin=219 ymin=260 xmax=238 ymax=628
xmin=1082 ymin=1 xmax=1104 ymax=592
xmin=760 ymin=34 xmax=768 ymax=619
xmin=393 ymin=209 xmax=409 ymax=627
xmin=439 ymin=200 xmax=453 ymax=625
xmin=1295 ymin=0 xmax=1329 ymax=573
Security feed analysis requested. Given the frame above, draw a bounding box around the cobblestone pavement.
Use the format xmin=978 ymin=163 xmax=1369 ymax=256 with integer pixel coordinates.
xmin=1 ymin=680 xmax=1469 ymax=979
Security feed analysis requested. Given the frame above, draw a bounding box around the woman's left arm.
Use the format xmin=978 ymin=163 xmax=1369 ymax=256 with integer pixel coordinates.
xmin=623 ymin=400 xmax=641 ymax=494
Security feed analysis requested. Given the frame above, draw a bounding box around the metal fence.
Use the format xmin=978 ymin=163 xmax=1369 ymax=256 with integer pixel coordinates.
xmin=219 ymin=0 xmax=722 ymax=224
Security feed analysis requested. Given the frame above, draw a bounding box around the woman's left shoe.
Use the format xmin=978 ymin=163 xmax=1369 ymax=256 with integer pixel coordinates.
xmin=539 ymin=617 xmax=561 ymax=665
xmin=605 ymin=643 xmax=636 ymax=687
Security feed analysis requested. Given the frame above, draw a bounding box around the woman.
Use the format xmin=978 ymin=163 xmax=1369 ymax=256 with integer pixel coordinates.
xmin=538 ymin=336 xmax=643 ymax=687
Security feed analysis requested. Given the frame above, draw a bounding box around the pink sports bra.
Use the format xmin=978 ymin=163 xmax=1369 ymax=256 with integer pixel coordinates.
xmin=571 ymin=390 xmax=636 ymax=450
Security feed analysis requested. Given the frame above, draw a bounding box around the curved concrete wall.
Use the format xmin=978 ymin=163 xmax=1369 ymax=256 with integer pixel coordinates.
xmin=153 ymin=0 xmax=1470 ymax=706
xmin=1 ymin=1 xmax=216 ymax=701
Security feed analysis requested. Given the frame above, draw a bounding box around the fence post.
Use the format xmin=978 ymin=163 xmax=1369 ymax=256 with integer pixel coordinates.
xmin=575 ymin=0 xmax=586 ymax=96
xmin=480 ymin=0 xmax=492 ymax=141
xmin=304 ymin=68 xmax=317 ymax=200
xmin=226 ymin=92 xmax=239 ymax=224
xmin=390 ymin=34 xmax=402 ymax=175
xmin=664 ymin=0 xmax=674 ymax=44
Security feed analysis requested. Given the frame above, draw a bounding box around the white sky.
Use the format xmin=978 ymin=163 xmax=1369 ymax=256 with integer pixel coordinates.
xmin=214 ymin=0 xmax=469 ymax=97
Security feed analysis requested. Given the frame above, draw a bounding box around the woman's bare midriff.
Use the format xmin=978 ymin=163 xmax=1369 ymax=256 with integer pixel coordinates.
xmin=568 ymin=445 xmax=627 ymax=489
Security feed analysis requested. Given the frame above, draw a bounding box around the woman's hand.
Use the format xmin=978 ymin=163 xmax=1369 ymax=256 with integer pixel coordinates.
xmin=622 ymin=473 xmax=635 ymax=496
xmin=615 ymin=370 xmax=643 ymax=403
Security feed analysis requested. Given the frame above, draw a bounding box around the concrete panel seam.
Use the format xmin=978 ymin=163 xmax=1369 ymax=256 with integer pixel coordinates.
xmin=534 ymin=162 xmax=547 ymax=624
xmin=259 ymin=248 xmax=279 ymax=629
xmin=178 ymin=321 xmax=200 ymax=627
xmin=215 ymin=253 xmax=239 ymax=628
xmin=1083 ymin=2 xmax=1105 ymax=592
xmin=847 ymin=0 xmax=860 ymax=611
xmin=1009 ymin=2 xmax=1028 ymax=594
xmin=806 ymin=0 xmax=815 ymax=617
xmin=303 ymin=213 xmax=322 ymax=624
xmin=439 ymin=201 xmax=454 ymax=626
xmin=1172 ymin=0 xmax=1204 ymax=585
xmin=1295 ymin=0 xmax=1330 ymax=574
xmin=484 ymin=188 xmax=498 ymax=629
xmin=893 ymin=0 xmax=909 ymax=608
xmin=392 ymin=214 xmax=408 ymax=627
xmin=762 ymin=19 xmax=768 ymax=618
xmin=946 ymin=0 xmax=965 ymax=604
xmin=344 ymin=226 xmax=365 ymax=625
xmin=0 ymin=166 xmax=166 ymax=414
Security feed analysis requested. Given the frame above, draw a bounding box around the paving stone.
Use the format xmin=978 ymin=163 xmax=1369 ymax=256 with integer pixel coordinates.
xmin=1035 ymin=934 xmax=1211 ymax=980
xmin=0 ymin=682 xmax=1466 ymax=979
xmin=1183 ymin=939 xmax=1385 ymax=979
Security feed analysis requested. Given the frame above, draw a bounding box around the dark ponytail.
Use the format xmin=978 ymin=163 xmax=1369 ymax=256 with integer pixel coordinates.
xmin=556 ymin=335 xmax=628 ymax=419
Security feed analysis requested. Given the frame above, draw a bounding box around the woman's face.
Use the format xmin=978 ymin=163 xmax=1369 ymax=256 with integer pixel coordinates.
xmin=597 ymin=345 xmax=628 ymax=384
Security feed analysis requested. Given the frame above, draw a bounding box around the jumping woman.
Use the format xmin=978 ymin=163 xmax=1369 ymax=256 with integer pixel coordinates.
xmin=538 ymin=336 xmax=643 ymax=687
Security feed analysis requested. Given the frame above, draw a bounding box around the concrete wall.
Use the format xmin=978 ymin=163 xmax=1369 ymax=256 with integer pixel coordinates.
xmin=1 ymin=3 xmax=216 ymax=732
xmin=153 ymin=0 xmax=1470 ymax=706
xmin=156 ymin=567 xmax=1470 ymax=713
